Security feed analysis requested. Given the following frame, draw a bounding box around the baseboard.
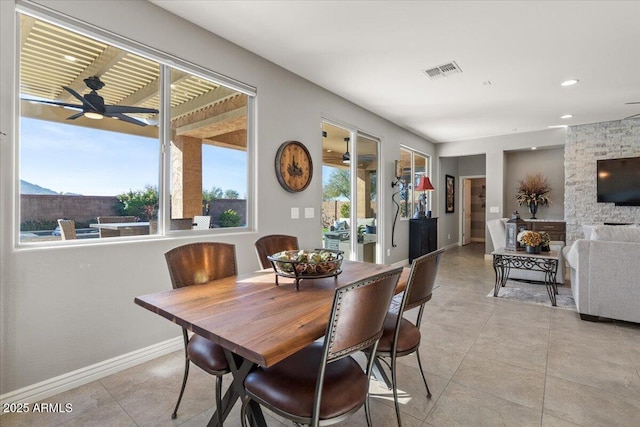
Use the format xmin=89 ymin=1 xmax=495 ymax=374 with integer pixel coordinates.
xmin=0 ymin=336 xmax=182 ymax=407
xmin=442 ymin=242 xmax=459 ymax=251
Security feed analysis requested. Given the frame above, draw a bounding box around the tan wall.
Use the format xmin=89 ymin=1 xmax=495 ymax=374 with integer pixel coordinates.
xmin=20 ymin=194 xmax=120 ymax=225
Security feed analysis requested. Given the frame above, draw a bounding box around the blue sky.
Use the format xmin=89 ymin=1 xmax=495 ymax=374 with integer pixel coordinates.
xmin=20 ymin=117 xmax=247 ymax=197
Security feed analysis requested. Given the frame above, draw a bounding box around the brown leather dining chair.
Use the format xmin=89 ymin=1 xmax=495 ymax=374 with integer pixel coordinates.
xmin=254 ymin=234 xmax=299 ymax=269
xmin=164 ymin=242 xmax=237 ymax=424
xmin=373 ymin=248 xmax=444 ymax=427
xmin=240 ymin=267 xmax=404 ymax=427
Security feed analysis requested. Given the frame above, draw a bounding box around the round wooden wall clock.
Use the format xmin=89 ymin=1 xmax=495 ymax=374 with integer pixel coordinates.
xmin=275 ymin=140 xmax=313 ymax=192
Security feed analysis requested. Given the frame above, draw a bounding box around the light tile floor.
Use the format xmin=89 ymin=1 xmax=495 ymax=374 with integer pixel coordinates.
xmin=2 ymin=243 xmax=639 ymax=426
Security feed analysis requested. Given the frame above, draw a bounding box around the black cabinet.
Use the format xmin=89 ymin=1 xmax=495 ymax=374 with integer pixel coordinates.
xmin=409 ymin=217 xmax=438 ymax=264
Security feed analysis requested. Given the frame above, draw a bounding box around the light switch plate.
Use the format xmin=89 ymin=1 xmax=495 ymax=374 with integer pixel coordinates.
xmin=291 ymin=207 xmax=299 ymax=219
xmin=304 ymin=207 xmax=314 ymax=218
xmin=490 ymin=206 xmax=500 ymax=213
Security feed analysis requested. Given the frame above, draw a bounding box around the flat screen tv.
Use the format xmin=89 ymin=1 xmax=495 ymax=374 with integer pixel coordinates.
xmin=597 ymin=156 xmax=640 ymax=206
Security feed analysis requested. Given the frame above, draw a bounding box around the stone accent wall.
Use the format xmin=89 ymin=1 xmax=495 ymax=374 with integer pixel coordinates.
xmin=564 ymin=119 xmax=640 ymax=243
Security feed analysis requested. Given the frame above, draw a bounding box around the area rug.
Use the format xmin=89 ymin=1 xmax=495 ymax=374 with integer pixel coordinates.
xmin=487 ymin=281 xmax=576 ymax=311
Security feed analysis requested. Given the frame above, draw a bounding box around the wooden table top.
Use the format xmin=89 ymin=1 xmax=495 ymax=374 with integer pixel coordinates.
xmin=135 ymin=260 xmax=408 ymax=367
xmin=90 ymin=222 xmax=150 ymax=230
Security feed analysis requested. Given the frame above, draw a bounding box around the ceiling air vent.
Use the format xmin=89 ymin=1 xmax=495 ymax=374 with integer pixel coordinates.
xmin=422 ymin=61 xmax=462 ymax=79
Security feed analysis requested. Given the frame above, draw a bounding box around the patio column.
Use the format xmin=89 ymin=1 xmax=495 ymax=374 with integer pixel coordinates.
xmin=171 ymin=135 xmax=203 ymax=219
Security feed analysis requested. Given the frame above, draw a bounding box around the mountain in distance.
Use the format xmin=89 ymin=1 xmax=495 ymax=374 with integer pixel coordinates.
xmin=20 ymin=180 xmax=58 ymax=195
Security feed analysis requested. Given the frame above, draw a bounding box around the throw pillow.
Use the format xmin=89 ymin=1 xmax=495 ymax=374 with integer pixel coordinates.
xmin=365 ymin=225 xmax=376 ymax=234
xmin=590 ymin=225 xmax=640 ymax=243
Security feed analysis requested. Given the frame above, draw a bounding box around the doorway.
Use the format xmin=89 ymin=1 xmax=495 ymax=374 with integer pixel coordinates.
xmin=320 ymin=121 xmax=379 ymax=262
xmin=460 ymin=176 xmax=486 ymax=246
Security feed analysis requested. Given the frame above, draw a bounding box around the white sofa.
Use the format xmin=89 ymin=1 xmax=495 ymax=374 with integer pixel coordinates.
xmin=563 ymin=225 xmax=640 ymax=323
xmin=487 ymin=218 xmax=565 ymax=284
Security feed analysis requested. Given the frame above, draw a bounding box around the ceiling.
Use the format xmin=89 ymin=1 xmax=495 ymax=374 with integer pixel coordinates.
xmin=151 ymin=0 xmax=640 ymax=143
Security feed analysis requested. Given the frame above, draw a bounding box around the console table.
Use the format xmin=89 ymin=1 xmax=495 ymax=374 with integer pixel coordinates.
xmin=491 ymin=248 xmax=560 ymax=306
xmin=525 ymin=220 xmax=566 ymax=242
xmin=409 ymin=217 xmax=437 ymax=264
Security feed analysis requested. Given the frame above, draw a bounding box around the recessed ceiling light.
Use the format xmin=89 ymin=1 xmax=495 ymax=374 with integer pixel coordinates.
xmin=531 ymin=147 xmax=537 ymax=150
xmin=560 ymin=114 xmax=573 ymax=119
xmin=561 ymin=79 xmax=579 ymax=87
xmin=548 ymin=125 xmax=569 ymax=129
xmin=63 ymin=55 xmax=76 ymax=62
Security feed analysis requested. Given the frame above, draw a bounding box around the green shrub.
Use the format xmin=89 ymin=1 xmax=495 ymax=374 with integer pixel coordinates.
xmin=219 ymin=209 xmax=242 ymax=227
xmin=340 ymin=203 xmax=350 ymax=219
xmin=116 ymin=185 xmax=158 ymax=221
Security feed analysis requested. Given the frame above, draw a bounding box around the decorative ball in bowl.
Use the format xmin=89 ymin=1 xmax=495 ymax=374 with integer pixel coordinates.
xmin=267 ymin=249 xmax=343 ymax=277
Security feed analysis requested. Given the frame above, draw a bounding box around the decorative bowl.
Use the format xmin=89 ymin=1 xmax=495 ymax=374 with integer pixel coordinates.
xmin=267 ymin=249 xmax=343 ymax=289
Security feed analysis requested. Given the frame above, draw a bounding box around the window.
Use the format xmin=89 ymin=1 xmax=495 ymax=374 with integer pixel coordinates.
xmin=398 ymin=147 xmax=430 ymax=219
xmin=17 ymin=11 xmax=254 ymax=244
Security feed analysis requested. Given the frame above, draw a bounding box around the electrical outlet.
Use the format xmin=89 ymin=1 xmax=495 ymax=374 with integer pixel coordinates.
xmin=448 ymin=234 xmax=451 ymax=239
xmin=387 ymin=249 xmax=391 ymax=256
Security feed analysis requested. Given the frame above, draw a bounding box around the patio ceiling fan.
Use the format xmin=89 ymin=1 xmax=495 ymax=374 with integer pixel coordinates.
xmin=23 ymin=76 xmax=159 ymax=127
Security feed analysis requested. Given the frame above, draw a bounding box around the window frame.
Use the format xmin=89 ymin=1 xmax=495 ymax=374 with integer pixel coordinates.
xmin=15 ymin=2 xmax=257 ymax=245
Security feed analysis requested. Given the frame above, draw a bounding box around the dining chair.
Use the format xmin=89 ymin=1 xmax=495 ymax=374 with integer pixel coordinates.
xmin=240 ymin=267 xmax=403 ymax=427
xmin=57 ymin=219 xmax=76 ymax=240
xmin=193 ymin=215 xmax=211 ymax=230
xmin=254 ymin=234 xmax=299 ymax=269
xmin=373 ymin=248 xmax=444 ymax=427
xmin=97 ymin=215 xmax=136 ymax=238
xmin=164 ymin=242 xmax=237 ymax=423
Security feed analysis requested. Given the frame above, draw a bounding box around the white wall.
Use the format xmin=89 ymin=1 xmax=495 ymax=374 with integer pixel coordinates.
xmin=0 ymin=0 xmax=435 ymax=394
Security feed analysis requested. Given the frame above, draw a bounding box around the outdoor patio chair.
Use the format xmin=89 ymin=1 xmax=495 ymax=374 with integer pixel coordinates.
xmin=193 ymin=215 xmax=211 ymax=230
xmin=164 ymin=242 xmax=237 ymax=423
xmin=57 ymin=219 xmax=77 ymax=240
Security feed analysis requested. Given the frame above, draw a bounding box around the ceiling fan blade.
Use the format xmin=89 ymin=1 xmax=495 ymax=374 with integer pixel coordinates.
xmin=623 ymin=113 xmax=640 ymax=120
xmin=625 ymin=102 xmax=640 ymax=104
xmin=66 ymin=112 xmax=85 ymax=120
xmin=105 ymin=112 xmax=148 ymax=126
xmin=63 ymin=86 xmax=98 ymax=110
xmin=104 ymin=105 xmax=159 ymax=114
xmin=21 ymin=98 xmax=83 ymax=110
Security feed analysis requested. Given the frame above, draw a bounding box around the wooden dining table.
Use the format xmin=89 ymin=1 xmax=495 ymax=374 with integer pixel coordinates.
xmin=134 ymin=260 xmax=408 ymax=427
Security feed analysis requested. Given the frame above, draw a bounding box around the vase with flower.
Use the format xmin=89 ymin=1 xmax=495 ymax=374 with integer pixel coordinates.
xmin=517 ymin=230 xmax=544 ymax=254
xmin=516 ymin=173 xmax=552 ymax=219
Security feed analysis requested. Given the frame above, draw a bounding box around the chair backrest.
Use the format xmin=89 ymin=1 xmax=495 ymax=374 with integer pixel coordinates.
xmin=193 ymin=215 xmax=212 ymax=230
xmin=487 ymin=218 xmax=508 ymax=251
xmin=170 ymin=218 xmax=194 ymax=230
xmin=164 ymin=242 xmax=237 ymax=289
xmin=97 ymin=215 xmax=136 ymax=238
xmin=254 ymin=234 xmax=299 ymax=269
xmin=400 ymin=248 xmax=444 ymax=323
xmin=310 ymin=267 xmax=402 ymax=425
xmin=57 ymin=219 xmax=76 ymax=240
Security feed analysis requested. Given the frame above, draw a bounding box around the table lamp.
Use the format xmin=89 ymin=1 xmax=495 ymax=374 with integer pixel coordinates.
xmin=414 ymin=176 xmax=435 ymax=218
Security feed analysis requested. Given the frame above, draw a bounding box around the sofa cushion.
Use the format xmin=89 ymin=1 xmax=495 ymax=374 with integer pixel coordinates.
xmin=590 ymin=225 xmax=640 ymax=243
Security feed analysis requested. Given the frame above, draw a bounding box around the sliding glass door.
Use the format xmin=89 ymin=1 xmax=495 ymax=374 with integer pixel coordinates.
xmin=321 ymin=121 xmax=378 ymax=263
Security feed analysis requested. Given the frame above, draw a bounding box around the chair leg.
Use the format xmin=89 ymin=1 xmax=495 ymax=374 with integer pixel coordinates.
xmin=172 ymin=358 xmax=190 ymax=419
xmin=415 ymin=349 xmax=432 ymax=398
xmin=391 ymin=354 xmax=402 ymax=427
xmin=364 ymin=393 xmax=372 ymax=427
xmin=240 ymin=396 xmax=249 ymax=427
xmin=216 ymin=375 xmax=223 ymax=427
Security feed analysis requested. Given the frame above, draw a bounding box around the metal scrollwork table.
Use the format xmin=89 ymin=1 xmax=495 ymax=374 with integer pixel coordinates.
xmin=491 ymin=248 xmax=560 ymax=306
